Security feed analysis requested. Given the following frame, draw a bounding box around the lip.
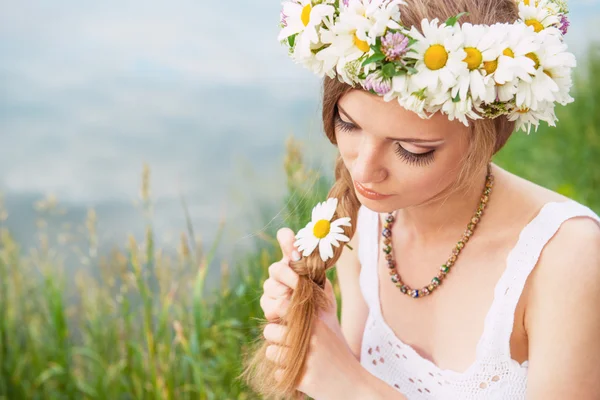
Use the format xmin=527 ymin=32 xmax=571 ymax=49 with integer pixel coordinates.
xmin=354 ymin=181 xmax=393 ymax=200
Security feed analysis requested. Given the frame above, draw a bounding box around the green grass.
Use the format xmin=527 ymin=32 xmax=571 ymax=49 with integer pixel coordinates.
xmin=0 ymin=45 xmax=598 ymax=400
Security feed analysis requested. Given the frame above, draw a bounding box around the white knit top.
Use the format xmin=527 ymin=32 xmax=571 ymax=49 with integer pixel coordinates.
xmin=357 ymin=200 xmax=600 ymax=399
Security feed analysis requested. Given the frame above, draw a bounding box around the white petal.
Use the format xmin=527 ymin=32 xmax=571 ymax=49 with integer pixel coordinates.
xmin=299 ymin=236 xmax=319 ymax=257
xmin=278 ymin=21 xmax=304 ymax=41
xmin=469 ymin=70 xmax=486 ymax=101
xmin=282 ymin=2 xmax=302 ymax=18
xmin=439 ymin=68 xmax=457 ymax=91
xmin=311 ymin=200 xmax=325 ymax=222
xmin=332 ymin=233 xmax=350 ymax=243
xmin=293 ymin=237 xmax=306 ymax=251
xmin=319 ymin=237 xmax=334 ymax=262
xmin=329 ymin=226 xmax=345 ymax=234
xmin=322 ymin=198 xmax=338 ymax=221
xmin=331 ymin=217 xmax=352 ymax=228
xmin=296 ymin=221 xmax=314 ymax=240
xmin=304 ymin=25 xmax=320 ymax=44
xmin=421 ymin=18 xmax=433 ymax=40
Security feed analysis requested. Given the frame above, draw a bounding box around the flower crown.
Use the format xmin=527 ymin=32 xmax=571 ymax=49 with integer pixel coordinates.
xmin=278 ymin=0 xmax=575 ymax=133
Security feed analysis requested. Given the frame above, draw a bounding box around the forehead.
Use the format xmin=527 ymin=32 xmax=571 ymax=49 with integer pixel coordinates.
xmin=337 ymin=89 xmax=468 ymax=140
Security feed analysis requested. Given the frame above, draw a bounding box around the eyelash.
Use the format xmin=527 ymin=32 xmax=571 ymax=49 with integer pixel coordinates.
xmin=334 ymin=112 xmax=435 ymax=166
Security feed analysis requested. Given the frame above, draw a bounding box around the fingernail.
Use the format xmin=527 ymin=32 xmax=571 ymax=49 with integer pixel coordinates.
xmin=292 ymin=250 xmax=301 ymax=261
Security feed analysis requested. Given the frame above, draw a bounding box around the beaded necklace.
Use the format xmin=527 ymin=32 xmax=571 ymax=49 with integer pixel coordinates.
xmin=382 ymin=164 xmax=494 ymax=299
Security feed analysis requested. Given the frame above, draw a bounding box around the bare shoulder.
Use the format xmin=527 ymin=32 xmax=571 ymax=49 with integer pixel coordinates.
xmin=492 ymin=163 xmax=600 ymax=275
xmin=518 ymin=190 xmax=600 ymax=396
xmin=534 ymin=212 xmax=600 ymax=281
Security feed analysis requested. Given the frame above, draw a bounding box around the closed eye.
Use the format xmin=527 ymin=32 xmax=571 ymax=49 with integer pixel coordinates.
xmin=334 ymin=112 xmax=356 ymax=132
xmin=334 ymin=109 xmax=436 ymax=166
xmin=394 ymin=143 xmax=435 ymax=166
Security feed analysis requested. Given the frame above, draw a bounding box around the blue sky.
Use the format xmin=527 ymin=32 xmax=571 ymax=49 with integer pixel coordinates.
xmin=1 ymin=0 xmax=599 ymax=262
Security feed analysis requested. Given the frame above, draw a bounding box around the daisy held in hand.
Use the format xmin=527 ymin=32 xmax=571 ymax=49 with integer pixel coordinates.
xmin=294 ymin=197 xmax=353 ymax=265
xmin=278 ymin=0 xmax=576 ymax=133
xmin=240 ymin=196 xmax=358 ymax=399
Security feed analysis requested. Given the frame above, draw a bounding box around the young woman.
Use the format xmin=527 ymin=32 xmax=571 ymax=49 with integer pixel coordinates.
xmin=251 ymin=0 xmax=600 ymax=398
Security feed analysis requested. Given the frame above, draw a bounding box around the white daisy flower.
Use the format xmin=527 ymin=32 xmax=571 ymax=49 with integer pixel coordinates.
xmin=383 ymin=74 xmax=433 ymax=119
xmin=514 ymin=28 xmax=575 ymax=109
xmin=496 ymin=80 xmax=519 ymax=102
xmin=543 ymin=1 xmax=562 ymax=16
xmin=452 ymin=22 xmax=501 ymax=104
xmin=550 ymin=71 xmax=574 ymax=106
xmin=383 ymin=73 xmax=410 ymax=102
xmin=430 ymin=90 xmax=482 ymax=126
xmin=407 ymin=18 xmax=467 ymax=95
xmin=278 ymin=0 xmax=336 ymax=60
xmin=317 ymin=22 xmax=366 ymax=85
xmin=340 ymin=0 xmax=404 ymax=46
xmin=319 ymin=0 xmax=404 ymax=85
xmin=532 ymin=28 xmax=576 ymax=105
xmin=507 ymin=101 xmax=557 ymax=134
xmin=293 ymin=198 xmax=352 ymax=262
xmin=518 ymin=0 xmax=561 ymax=34
xmin=488 ymin=22 xmax=538 ymax=86
xmin=400 ymin=91 xmax=434 ymax=119
xmin=513 ymin=58 xmax=555 ymax=110
xmin=300 ymin=51 xmax=338 ymax=78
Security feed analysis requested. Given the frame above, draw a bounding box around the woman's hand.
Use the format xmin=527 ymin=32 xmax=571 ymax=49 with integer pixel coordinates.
xmin=259 ymin=228 xmax=365 ymax=399
xmin=260 ymin=227 xmax=341 ymax=334
xmin=264 ymin=310 xmax=368 ymax=400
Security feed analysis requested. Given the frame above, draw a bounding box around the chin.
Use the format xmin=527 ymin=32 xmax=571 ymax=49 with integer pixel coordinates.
xmin=358 ymin=196 xmax=402 ymax=214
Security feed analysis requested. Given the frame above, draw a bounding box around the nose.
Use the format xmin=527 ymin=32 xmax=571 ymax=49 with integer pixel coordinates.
xmin=350 ymin=139 xmax=387 ymax=185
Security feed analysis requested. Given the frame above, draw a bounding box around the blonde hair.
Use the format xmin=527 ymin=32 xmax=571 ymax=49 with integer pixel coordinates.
xmin=240 ymin=0 xmax=518 ymax=398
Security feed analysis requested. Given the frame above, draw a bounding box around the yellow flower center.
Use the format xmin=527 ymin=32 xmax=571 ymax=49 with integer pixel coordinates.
xmin=353 ymin=33 xmax=370 ymax=53
xmin=517 ymin=107 xmax=530 ymax=114
xmin=525 ymin=52 xmax=540 ymax=69
xmin=301 ymin=4 xmax=312 ymax=27
xmin=463 ymin=47 xmax=483 ymax=70
xmin=503 ymin=48 xmax=515 ymax=58
xmin=525 ymin=19 xmax=544 ymax=33
xmin=483 ymin=59 xmax=498 ymax=75
xmin=313 ymin=220 xmax=331 ymax=239
xmin=424 ymin=44 xmax=448 ymax=71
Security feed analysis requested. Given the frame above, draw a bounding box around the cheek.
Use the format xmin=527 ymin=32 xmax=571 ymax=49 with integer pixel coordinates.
xmin=403 ymin=168 xmax=452 ymax=194
xmin=336 ymin=131 xmax=360 ymax=161
xmin=390 ymin=147 xmax=466 ymax=202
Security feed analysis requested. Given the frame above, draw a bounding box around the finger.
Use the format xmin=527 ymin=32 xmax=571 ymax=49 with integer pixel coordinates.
xmin=265 ymin=344 xmax=290 ymax=366
xmin=260 ymin=295 xmax=291 ymax=321
xmin=263 ymin=277 xmax=292 ymax=298
xmin=268 ymin=261 xmax=299 ymax=291
xmin=277 ymin=227 xmax=301 ymax=263
xmin=263 ymin=323 xmax=290 ymax=345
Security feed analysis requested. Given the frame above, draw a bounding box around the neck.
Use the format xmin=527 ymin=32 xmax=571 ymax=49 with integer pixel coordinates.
xmin=394 ymin=164 xmax=492 ymax=244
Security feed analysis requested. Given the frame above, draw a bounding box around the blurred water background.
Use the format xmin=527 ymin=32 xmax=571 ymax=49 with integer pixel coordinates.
xmin=1 ymin=1 xmax=599 ymax=283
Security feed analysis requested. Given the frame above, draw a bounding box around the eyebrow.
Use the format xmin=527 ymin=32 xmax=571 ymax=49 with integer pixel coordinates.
xmin=337 ymin=105 xmax=445 ymax=144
